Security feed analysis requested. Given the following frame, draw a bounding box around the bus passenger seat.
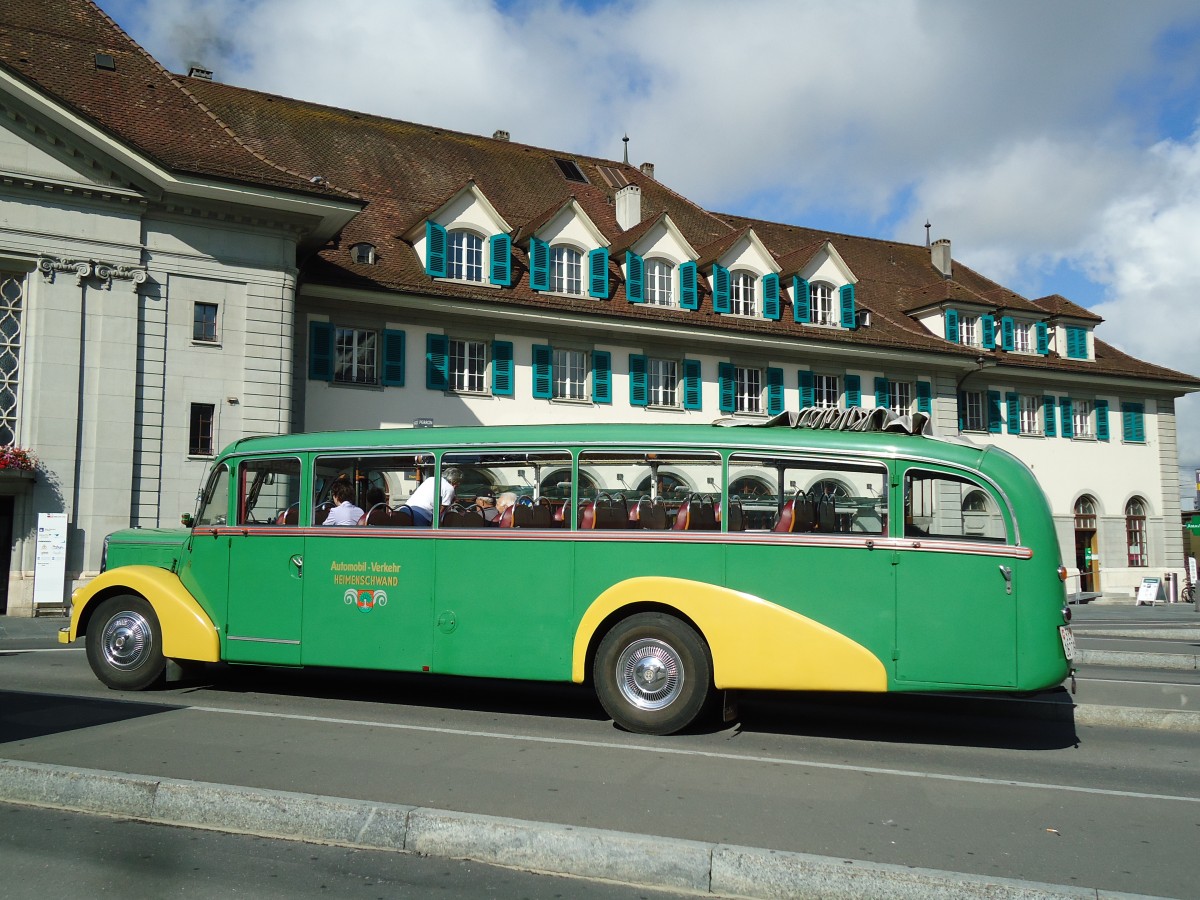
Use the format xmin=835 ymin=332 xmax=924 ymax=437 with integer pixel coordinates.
xmin=313 ymin=502 xmax=333 ymax=526
xmin=773 ymin=499 xmax=796 ymax=533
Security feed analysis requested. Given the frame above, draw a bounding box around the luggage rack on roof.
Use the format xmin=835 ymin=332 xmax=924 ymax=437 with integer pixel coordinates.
xmin=712 ymin=407 xmax=932 ymax=436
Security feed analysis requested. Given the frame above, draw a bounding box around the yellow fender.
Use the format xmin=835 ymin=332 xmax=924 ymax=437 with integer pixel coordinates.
xmin=573 ymin=576 xmax=887 ymax=692
xmin=63 ymin=566 xmax=221 ymax=662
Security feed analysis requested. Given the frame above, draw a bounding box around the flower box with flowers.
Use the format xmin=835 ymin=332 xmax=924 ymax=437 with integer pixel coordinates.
xmin=0 ymin=445 xmax=37 ymax=479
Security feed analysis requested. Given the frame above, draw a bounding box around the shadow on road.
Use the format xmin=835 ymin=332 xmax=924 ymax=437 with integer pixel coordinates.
xmin=0 ymin=690 xmax=181 ymax=744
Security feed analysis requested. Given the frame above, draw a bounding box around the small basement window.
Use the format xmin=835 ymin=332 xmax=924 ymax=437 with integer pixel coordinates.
xmin=350 ymin=243 xmax=377 ymax=265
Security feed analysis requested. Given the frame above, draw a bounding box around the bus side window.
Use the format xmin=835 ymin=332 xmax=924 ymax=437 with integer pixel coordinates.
xmin=728 ymin=454 xmax=886 ymax=534
xmin=195 ymin=464 xmax=230 ymax=527
xmin=238 ymin=458 xmax=302 ymax=527
xmin=904 ymin=470 xmax=1008 ymax=542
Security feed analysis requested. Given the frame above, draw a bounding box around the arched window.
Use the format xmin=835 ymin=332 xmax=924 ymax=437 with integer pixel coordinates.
xmin=811 ymin=282 xmax=835 ymax=325
xmin=447 ymin=231 xmax=483 ymax=281
xmin=636 ymin=471 xmax=691 ymax=498
xmin=550 ymin=246 xmax=582 ymax=294
xmin=730 ymin=271 xmax=756 ymax=316
xmin=645 ymin=259 xmax=674 ymax=306
xmin=350 ymin=242 xmax=377 ymax=265
xmin=540 ymin=468 xmax=596 ymax=500
xmin=1126 ymin=497 xmax=1147 ymax=567
xmin=1074 ymin=495 xmax=1097 ymax=529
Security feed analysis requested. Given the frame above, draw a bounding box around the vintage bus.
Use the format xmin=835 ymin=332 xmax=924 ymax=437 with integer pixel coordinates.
xmin=61 ymin=416 xmax=1074 ymax=735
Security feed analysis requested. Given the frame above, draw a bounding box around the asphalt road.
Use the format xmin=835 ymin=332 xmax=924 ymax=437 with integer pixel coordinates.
xmin=2 ymin=611 xmax=1199 ymax=898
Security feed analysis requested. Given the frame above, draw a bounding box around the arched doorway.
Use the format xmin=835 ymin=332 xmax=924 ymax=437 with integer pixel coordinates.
xmin=1074 ymin=495 xmax=1100 ymax=594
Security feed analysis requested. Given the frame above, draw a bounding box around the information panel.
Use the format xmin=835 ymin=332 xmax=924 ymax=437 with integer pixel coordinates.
xmin=33 ymin=512 xmax=68 ymax=607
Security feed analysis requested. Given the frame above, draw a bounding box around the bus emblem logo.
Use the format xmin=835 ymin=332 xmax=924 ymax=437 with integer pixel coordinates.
xmin=344 ymin=589 xmax=388 ymax=612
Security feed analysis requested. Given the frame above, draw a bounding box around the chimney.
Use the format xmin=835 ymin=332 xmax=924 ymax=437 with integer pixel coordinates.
xmin=187 ymin=64 xmax=213 ymax=80
xmin=492 ymin=129 xmax=510 ymax=141
xmin=931 ymin=238 xmax=952 ymax=278
xmin=639 ymin=161 xmax=655 ymax=179
xmin=615 ymin=183 xmax=641 ymax=230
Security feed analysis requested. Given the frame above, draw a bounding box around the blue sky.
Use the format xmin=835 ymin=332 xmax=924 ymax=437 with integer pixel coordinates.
xmin=101 ymin=0 xmax=1200 ymax=503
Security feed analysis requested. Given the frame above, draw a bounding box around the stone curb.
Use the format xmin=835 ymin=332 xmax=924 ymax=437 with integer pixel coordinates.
xmin=1076 ymin=649 xmax=1200 ymax=670
xmin=0 ymin=759 xmax=1157 ymax=899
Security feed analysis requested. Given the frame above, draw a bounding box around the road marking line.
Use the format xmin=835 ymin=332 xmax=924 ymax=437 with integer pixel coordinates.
xmin=0 ymin=647 xmax=83 ymax=653
xmin=190 ymin=705 xmax=1200 ymax=805
xmin=1079 ymin=676 xmax=1200 ymax=687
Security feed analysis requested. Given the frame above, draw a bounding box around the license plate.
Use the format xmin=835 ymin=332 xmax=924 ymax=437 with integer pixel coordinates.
xmin=1059 ymin=625 xmax=1076 ymax=661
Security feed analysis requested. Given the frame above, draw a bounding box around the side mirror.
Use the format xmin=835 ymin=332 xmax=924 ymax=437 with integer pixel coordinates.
xmin=180 ymin=513 xmax=194 ymax=528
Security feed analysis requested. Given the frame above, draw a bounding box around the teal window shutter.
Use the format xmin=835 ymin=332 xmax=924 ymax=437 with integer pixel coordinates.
xmin=987 ymin=391 xmax=1003 ymax=433
xmin=981 ymin=314 xmax=996 ymax=350
xmin=1005 ymin=391 xmax=1020 ymax=434
xmin=798 ymin=370 xmax=814 ymax=408
xmin=531 ymin=344 xmax=553 ymax=399
xmin=762 ymin=273 xmax=781 ymax=320
xmin=1060 ymin=397 xmax=1074 ymax=438
xmin=381 ymin=329 xmax=406 ymax=386
xmin=588 ymin=247 xmax=609 ymax=298
xmin=874 ymin=377 xmax=889 ymax=409
xmin=529 ymin=238 xmax=550 ymax=291
xmin=682 ymin=359 xmax=702 ymax=410
xmin=1067 ymin=326 xmax=1087 ymax=359
xmin=767 ymin=367 xmax=784 ymax=415
xmin=425 ymin=221 xmax=447 ymax=277
xmin=308 ymin=321 xmax=334 ymax=382
xmin=1035 ymin=321 xmax=1049 ymax=355
xmin=625 ymin=251 xmax=644 ymax=303
xmin=679 ymin=261 xmax=698 ymax=310
xmin=718 ymin=362 xmax=736 ymax=413
xmin=845 ymin=374 xmax=861 ymax=407
xmin=1095 ymin=398 xmax=1110 ymax=441
xmin=839 ymin=284 xmax=856 ymax=328
xmin=489 ymin=234 xmax=512 ymax=286
xmin=1043 ymin=397 xmax=1057 ymax=437
xmin=793 ymin=277 xmax=810 ymax=323
xmin=491 ymin=341 xmax=514 ymax=396
xmin=593 ymin=351 xmax=612 ymax=404
xmin=957 ymin=392 xmax=965 ymax=431
xmin=1001 ymin=316 xmax=1015 ymax=351
xmin=1122 ymin=402 xmax=1145 ymax=442
xmin=628 ymin=354 xmax=648 ymax=407
xmin=944 ymin=308 xmax=959 ymax=342
xmin=426 ymin=333 xmax=449 ymax=391
xmin=712 ymin=264 xmax=731 ymax=313
xmin=917 ymin=381 xmax=932 ymax=414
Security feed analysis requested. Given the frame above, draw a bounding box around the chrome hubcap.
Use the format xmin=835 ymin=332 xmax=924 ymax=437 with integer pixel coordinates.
xmin=616 ymin=638 xmax=683 ymax=710
xmin=101 ymin=611 xmax=153 ymax=671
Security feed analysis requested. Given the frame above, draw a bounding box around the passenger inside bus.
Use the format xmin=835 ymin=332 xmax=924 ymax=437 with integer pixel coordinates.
xmin=323 ymin=479 xmax=365 ymax=526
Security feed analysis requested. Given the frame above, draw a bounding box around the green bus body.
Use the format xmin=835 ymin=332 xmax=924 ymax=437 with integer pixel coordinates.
xmin=69 ymin=423 xmax=1072 ymax=734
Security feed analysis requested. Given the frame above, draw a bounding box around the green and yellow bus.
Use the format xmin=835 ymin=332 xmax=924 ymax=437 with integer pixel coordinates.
xmin=62 ymin=418 xmax=1074 ymax=734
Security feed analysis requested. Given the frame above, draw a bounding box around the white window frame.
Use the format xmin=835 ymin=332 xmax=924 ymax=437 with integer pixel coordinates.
xmin=731 ymin=271 xmax=757 ymax=317
xmin=645 ymin=259 xmax=675 ymax=307
xmin=449 ymin=337 xmax=487 ymax=394
xmin=1012 ymin=321 xmax=1032 ymax=354
xmin=447 ymin=230 xmax=484 ymax=282
xmin=888 ymin=380 xmax=913 ymax=416
xmin=1073 ymin=399 xmax=1094 ymax=439
xmin=735 ymin=365 xmax=762 ymax=414
xmin=334 ymin=326 xmax=378 ymax=385
xmin=958 ymin=314 xmax=978 ymax=347
xmin=648 ymin=357 xmax=679 ymax=408
xmin=961 ymin=390 xmax=985 ymax=432
xmin=812 ymin=283 xmax=836 ymax=326
xmin=553 ymin=348 xmax=588 ymax=401
xmin=550 ymin=246 xmax=583 ymax=295
xmin=1019 ymin=394 xmax=1041 ymax=435
xmin=814 ymin=373 xmax=839 ymax=409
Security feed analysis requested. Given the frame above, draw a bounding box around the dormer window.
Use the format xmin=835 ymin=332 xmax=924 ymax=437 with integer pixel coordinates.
xmin=793 ymin=279 xmax=856 ymax=329
xmin=645 ymin=259 xmax=674 ymax=306
xmin=447 ymin=231 xmax=484 ymax=282
xmin=811 ymin=283 xmax=836 ymax=325
xmin=730 ymin=271 xmax=757 ymax=316
xmin=350 ymin=242 xmax=377 ymax=265
xmin=958 ymin=313 xmax=978 ymax=346
xmin=550 ymin=246 xmax=583 ymax=295
xmin=1065 ymin=325 xmax=1088 ymax=359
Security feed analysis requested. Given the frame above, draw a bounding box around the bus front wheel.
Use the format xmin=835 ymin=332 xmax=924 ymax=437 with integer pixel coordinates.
xmin=594 ymin=612 xmax=713 ymax=735
xmin=85 ymin=595 xmax=166 ymax=691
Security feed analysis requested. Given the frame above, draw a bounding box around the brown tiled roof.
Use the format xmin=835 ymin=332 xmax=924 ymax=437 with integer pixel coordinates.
xmin=1033 ymin=294 xmax=1105 ymax=322
xmin=0 ymin=0 xmax=350 ymax=198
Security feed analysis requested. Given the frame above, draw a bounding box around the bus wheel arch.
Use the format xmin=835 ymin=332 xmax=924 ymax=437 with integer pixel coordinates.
xmin=85 ymin=593 xmax=167 ymax=691
xmin=592 ymin=610 xmax=714 ymax=735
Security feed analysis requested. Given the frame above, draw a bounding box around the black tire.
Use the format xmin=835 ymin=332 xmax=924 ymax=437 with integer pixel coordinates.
xmin=593 ymin=612 xmax=713 ymax=735
xmin=85 ymin=595 xmax=166 ymax=691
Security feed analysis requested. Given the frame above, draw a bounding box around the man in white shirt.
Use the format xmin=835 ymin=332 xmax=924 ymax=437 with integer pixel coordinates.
xmin=323 ymin=479 xmax=364 ymax=526
xmin=408 ymin=466 xmax=462 ymax=526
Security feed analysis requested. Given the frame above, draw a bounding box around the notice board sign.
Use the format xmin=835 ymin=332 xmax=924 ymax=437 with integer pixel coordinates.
xmin=1135 ymin=577 xmax=1163 ymax=606
xmin=33 ymin=512 xmax=68 ymax=607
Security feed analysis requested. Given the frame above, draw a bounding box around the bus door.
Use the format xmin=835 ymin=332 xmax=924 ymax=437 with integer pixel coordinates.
xmin=223 ymin=457 xmax=305 ymax=665
xmin=893 ymin=466 xmax=1017 ymax=687
xmin=300 ymin=454 xmax=435 ymax=673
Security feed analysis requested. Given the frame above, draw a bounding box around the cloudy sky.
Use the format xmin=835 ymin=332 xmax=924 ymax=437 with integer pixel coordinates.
xmin=102 ymin=0 xmax=1200 ymax=507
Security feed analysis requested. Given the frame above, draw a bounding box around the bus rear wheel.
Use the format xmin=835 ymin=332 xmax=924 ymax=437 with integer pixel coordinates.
xmin=594 ymin=613 xmax=713 ymax=735
xmin=85 ymin=595 xmax=166 ymax=691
